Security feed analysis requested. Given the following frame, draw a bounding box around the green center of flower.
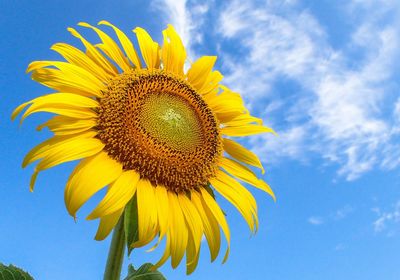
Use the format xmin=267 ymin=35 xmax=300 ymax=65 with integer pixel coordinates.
xmin=97 ymin=69 xmax=222 ymax=193
xmin=139 ymin=93 xmax=203 ymax=152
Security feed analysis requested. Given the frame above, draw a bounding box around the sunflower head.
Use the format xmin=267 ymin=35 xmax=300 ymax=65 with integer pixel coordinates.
xmin=97 ymin=68 xmax=222 ymax=193
xmin=12 ymin=21 xmax=275 ymax=274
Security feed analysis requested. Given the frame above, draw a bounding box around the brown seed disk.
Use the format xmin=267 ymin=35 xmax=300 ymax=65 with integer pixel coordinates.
xmin=96 ymin=69 xmax=222 ymax=193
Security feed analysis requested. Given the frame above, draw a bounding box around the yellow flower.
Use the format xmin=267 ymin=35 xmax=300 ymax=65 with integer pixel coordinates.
xmin=12 ymin=21 xmax=275 ymax=274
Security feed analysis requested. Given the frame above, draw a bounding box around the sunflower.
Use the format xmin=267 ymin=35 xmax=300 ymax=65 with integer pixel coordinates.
xmin=12 ymin=21 xmax=275 ymax=274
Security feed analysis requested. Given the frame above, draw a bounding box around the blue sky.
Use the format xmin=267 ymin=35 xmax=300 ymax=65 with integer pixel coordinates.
xmin=1 ymin=0 xmax=400 ymax=279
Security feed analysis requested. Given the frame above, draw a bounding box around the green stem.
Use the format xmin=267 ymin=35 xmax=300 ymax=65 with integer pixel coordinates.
xmin=103 ymin=215 xmax=126 ymax=280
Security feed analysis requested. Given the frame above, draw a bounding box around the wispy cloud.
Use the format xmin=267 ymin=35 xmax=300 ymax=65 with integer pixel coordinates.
xmin=334 ymin=205 xmax=354 ymax=220
xmin=216 ymin=0 xmax=400 ymax=180
xmin=152 ymin=0 xmax=209 ymax=58
xmin=372 ymin=201 xmax=400 ymax=234
xmin=308 ymin=205 xmax=354 ymax=226
xmin=308 ymin=216 xmax=324 ymax=225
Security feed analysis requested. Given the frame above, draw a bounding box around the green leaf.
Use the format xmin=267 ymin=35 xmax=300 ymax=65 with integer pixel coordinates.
xmin=124 ymin=194 xmax=139 ymax=256
xmin=128 ymin=264 xmax=136 ymax=275
xmin=131 ymin=263 xmax=152 ymax=275
xmin=0 ymin=263 xmax=34 ymax=280
xmin=124 ymin=263 xmax=166 ymax=280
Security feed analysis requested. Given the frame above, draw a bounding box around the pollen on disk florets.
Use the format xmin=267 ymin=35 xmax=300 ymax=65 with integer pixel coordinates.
xmin=96 ymin=69 xmax=222 ymax=193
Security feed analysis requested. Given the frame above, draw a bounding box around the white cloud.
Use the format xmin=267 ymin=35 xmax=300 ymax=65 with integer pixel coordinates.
xmin=373 ymin=201 xmax=400 ymax=234
xmin=250 ymin=125 xmax=308 ymax=163
xmin=152 ymin=0 xmax=191 ymax=46
xmin=308 ymin=216 xmax=324 ymax=225
xmin=307 ymin=205 xmax=353 ymax=226
xmin=216 ymin=0 xmax=400 ymax=180
xmin=334 ymin=205 xmax=354 ymax=220
xmin=152 ymin=0 xmax=209 ymax=59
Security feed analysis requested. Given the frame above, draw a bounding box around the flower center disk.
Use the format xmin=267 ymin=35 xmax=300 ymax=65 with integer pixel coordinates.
xmin=97 ymin=69 xmax=222 ymax=193
xmin=139 ymin=93 xmax=203 ymax=152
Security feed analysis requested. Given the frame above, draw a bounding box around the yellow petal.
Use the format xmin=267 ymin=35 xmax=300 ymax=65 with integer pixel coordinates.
xmin=18 ymin=93 xmax=98 ymax=124
xmin=198 ymin=70 xmax=223 ymax=95
xmin=134 ymin=27 xmax=160 ymax=69
xmin=28 ymin=134 xmax=103 ymax=192
xmin=30 ymin=68 xmax=101 ymax=98
xmin=87 ymin=170 xmax=140 ymax=220
xmin=64 ymin=151 xmax=123 ymax=217
xmin=205 ymin=87 xmax=246 ymax=115
xmin=78 ymin=22 xmax=131 ymax=72
xmin=186 ymin=56 xmax=217 ymax=90
xmin=98 ymin=20 xmax=142 ymax=68
xmin=221 ymin=124 xmax=276 ymax=137
xmin=50 ymin=43 xmax=111 ymax=82
xmin=152 ymin=234 xmax=171 ymax=269
xmin=178 ymin=194 xmax=203 ymax=257
xmin=215 ymin=111 xmax=244 ymax=124
xmin=191 ymin=191 xmax=221 ymax=262
xmin=168 ymin=191 xmax=188 ymax=268
xmin=37 ymin=116 xmax=97 ymax=136
xmin=99 ymin=20 xmax=142 ymax=69
xmin=219 ymin=157 xmax=275 ymax=200
xmin=215 ymin=168 xmax=257 ymax=212
xmin=23 ymin=131 xmax=98 ymax=168
xmin=210 ymin=170 xmax=258 ymax=233
xmin=222 ymin=138 xmax=264 ymax=174
xmin=11 ymin=101 xmax=30 ymax=121
xmin=223 ymin=114 xmax=263 ymax=126
xmin=162 ymin=24 xmax=186 ymax=76
xmin=67 ymin=27 xmax=118 ymax=75
xmin=198 ymin=189 xmax=230 ymax=263
xmin=27 ymin=61 xmax=105 ymax=97
xmin=186 ymin=230 xmax=200 ymax=275
xmin=148 ymin=186 xmax=170 ymax=251
xmin=95 ymin=208 xmax=124 ymax=240
xmin=34 ymin=138 xmax=104 ymax=174
xmin=133 ymin=179 xmax=158 ymax=248
xmin=22 ymin=92 xmax=99 ymax=108
xmin=24 ymin=105 xmax=96 ymax=123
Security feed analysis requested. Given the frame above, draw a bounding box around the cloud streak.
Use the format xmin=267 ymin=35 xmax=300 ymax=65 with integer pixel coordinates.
xmin=216 ymin=0 xmax=400 ymax=180
xmin=308 ymin=216 xmax=324 ymax=225
xmin=307 ymin=205 xmax=354 ymax=226
xmin=373 ymin=201 xmax=400 ymax=234
xmin=152 ymin=0 xmax=209 ymax=59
